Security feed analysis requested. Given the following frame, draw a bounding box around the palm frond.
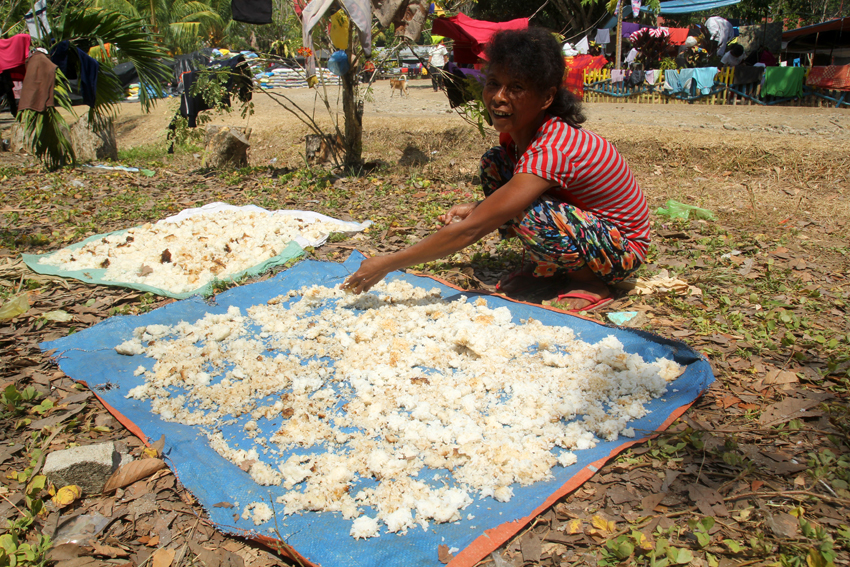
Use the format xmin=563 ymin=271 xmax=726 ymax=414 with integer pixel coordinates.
xmin=16 ymin=70 xmax=76 ymax=170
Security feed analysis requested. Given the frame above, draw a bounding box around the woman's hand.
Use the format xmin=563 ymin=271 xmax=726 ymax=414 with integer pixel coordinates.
xmin=437 ymin=202 xmax=479 ymax=226
xmin=342 ymin=256 xmax=395 ymax=294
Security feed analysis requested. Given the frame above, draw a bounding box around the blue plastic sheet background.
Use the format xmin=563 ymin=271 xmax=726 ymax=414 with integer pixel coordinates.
xmin=43 ymin=252 xmax=714 ymax=567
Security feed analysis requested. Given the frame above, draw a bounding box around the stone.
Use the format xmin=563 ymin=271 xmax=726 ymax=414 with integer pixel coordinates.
xmin=43 ymin=441 xmax=120 ymax=494
xmin=202 ymin=125 xmax=251 ymax=168
xmin=70 ymin=114 xmax=118 ymax=162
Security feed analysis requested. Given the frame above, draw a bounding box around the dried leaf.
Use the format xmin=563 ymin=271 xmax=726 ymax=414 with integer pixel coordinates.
xmin=47 ymin=544 xmax=85 ymax=562
xmin=91 ymin=542 xmax=129 ymax=558
xmin=764 ymin=369 xmax=799 ymax=385
xmin=138 ymin=265 xmax=154 ymax=277
xmin=214 ymin=502 xmax=235 ymax=508
xmin=151 ymin=547 xmax=176 ymax=567
xmin=591 ymin=515 xmax=615 ymax=534
xmin=520 ymin=532 xmax=542 ymax=563
xmin=641 ymin=492 xmax=666 ymax=512
xmin=0 ymin=293 xmax=30 ymax=321
xmin=103 ymin=458 xmax=167 ymax=493
xmin=438 ymin=544 xmax=454 ymax=564
xmin=160 ymin=249 xmax=172 ymax=264
xmin=565 ymin=519 xmax=583 ymax=534
xmin=52 ymin=485 xmax=83 ymax=508
xmin=43 ymin=310 xmax=74 ymax=322
xmin=765 ymin=511 xmax=799 ymax=538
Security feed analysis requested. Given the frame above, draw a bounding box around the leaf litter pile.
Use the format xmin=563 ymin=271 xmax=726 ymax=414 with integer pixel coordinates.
xmin=0 ymin=122 xmax=849 ymax=567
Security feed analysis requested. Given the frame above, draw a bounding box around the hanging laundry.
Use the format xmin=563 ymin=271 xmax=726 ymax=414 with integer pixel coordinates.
xmin=624 ymin=48 xmax=638 ymax=65
xmin=372 ymin=0 xmax=428 ymax=42
xmin=663 ymin=69 xmax=683 ymax=93
xmin=691 ymin=67 xmax=718 ymax=94
xmin=732 ymin=66 xmax=763 ymax=85
xmin=0 ymin=72 xmax=18 ymax=116
xmin=302 ymin=0 xmax=374 ymax=83
xmin=0 ymin=34 xmax=31 ymax=73
xmin=644 ymin=69 xmax=658 ymax=85
xmin=25 ymin=0 xmax=51 ymax=40
xmin=631 ymin=0 xmax=641 ymax=17
xmin=19 ymin=51 xmax=57 ymax=112
xmin=231 ymin=0 xmax=273 ymax=24
xmin=621 ymin=22 xmax=641 ymax=38
xmin=575 ymin=36 xmax=589 ymax=55
xmin=761 ymin=67 xmax=806 ymax=98
xmin=610 ymin=69 xmax=626 ymax=84
xmin=76 ymin=48 xmax=99 ymax=107
xmin=595 ymin=28 xmax=611 ymax=45
xmin=50 ymin=41 xmax=100 ymax=107
xmin=806 ymin=65 xmax=850 ymax=90
xmin=329 ymin=10 xmax=350 ymax=50
xmin=627 ymin=69 xmax=645 ymax=87
xmin=180 ymin=55 xmax=253 ymax=127
xmin=663 ymin=27 xmax=689 ymax=45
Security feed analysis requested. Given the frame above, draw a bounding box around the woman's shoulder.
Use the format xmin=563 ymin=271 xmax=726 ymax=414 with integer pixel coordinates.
xmin=535 ymin=115 xmax=600 ymax=147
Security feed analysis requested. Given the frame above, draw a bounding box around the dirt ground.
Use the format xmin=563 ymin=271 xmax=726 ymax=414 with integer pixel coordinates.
xmin=110 ymin=78 xmax=850 ymax=163
xmin=1 ymin=81 xmax=849 ymax=567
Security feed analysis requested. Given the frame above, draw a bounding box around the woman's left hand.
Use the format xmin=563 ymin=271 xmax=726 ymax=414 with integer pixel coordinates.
xmin=342 ymin=256 xmax=395 ymax=294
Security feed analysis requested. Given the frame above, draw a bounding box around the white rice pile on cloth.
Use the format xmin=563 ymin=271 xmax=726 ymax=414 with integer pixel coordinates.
xmin=118 ymin=280 xmax=684 ymax=538
xmin=38 ymin=205 xmax=364 ymax=294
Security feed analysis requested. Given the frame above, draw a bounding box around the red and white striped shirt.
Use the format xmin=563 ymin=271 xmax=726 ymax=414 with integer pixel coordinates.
xmin=510 ymin=115 xmax=651 ymax=260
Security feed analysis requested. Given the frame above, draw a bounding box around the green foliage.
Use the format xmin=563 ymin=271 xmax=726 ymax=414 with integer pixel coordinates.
xmin=688 ymin=516 xmax=715 ymax=548
xmin=6 ymin=5 xmax=171 ymax=169
xmin=93 ymin=0 xmax=228 ymax=55
xmin=1 ymin=384 xmax=40 ymax=415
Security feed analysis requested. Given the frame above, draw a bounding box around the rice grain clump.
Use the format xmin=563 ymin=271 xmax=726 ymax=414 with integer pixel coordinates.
xmin=123 ymin=281 xmax=684 ymax=537
xmin=40 ymin=210 xmax=351 ymax=294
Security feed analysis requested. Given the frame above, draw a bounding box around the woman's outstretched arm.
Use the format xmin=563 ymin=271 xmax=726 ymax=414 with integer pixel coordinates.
xmin=343 ymin=173 xmax=555 ymax=293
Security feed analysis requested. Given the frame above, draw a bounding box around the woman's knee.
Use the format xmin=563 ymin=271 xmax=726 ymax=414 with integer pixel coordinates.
xmin=479 ymin=146 xmax=513 ymax=197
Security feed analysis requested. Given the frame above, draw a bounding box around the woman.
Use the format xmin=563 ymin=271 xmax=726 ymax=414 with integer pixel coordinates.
xmin=344 ymin=27 xmax=650 ymax=311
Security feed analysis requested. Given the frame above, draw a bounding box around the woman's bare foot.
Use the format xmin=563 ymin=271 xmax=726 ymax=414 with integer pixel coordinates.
xmin=543 ymin=268 xmax=612 ymax=311
xmin=497 ymin=263 xmax=561 ymax=294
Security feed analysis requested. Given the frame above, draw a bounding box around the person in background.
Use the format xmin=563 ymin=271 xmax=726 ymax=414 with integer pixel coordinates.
xmin=427 ymin=40 xmax=448 ymax=92
xmin=343 ymin=27 xmax=649 ymax=312
xmin=721 ymin=44 xmax=746 ymax=67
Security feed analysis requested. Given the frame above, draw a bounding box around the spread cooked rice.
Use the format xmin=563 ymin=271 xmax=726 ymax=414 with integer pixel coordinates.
xmin=39 ymin=210 xmax=351 ymax=294
xmin=122 ymin=281 xmax=683 ymax=537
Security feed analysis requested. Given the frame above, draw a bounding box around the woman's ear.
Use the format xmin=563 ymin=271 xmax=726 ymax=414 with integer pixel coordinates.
xmin=542 ymin=87 xmax=557 ymax=110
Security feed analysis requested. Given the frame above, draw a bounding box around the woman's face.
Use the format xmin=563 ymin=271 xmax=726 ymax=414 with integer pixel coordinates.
xmin=482 ymin=66 xmax=554 ymax=137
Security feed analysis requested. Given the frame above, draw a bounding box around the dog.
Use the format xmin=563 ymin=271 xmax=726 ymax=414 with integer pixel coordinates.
xmin=389 ymin=77 xmax=408 ymax=97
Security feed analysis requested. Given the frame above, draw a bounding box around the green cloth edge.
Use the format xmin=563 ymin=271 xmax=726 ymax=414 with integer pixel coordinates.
xmin=22 ymin=228 xmax=305 ymax=299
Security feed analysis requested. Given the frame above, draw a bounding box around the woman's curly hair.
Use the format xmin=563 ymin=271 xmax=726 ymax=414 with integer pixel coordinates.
xmin=484 ymin=27 xmax=586 ymax=128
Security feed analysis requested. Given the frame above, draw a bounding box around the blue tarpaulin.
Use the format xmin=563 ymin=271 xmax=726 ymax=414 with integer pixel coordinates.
xmin=42 ymin=252 xmax=714 ymax=567
xmin=650 ymin=0 xmax=741 ymax=14
xmin=604 ymin=0 xmax=741 ymax=24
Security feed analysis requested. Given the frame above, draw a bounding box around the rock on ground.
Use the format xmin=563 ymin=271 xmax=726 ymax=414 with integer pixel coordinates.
xmin=43 ymin=441 xmax=120 ymax=494
xmin=71 ymin=114 xmax=118 ymax=162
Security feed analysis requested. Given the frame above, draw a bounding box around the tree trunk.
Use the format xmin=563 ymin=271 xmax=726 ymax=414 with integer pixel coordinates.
xmin=202 ymin=125 xmax=251 ymax=168
xmin=341 ymin=62 xmax=363 ymax=169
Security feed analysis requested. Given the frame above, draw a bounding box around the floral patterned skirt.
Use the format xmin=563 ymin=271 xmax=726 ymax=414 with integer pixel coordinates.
xmin=480 ymin=146 xmax=642 ymax=285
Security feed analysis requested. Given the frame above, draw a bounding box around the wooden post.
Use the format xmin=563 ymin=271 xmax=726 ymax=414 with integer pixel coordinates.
xmin=341 ymin=18 xmax=363 ymax=168
xmin=615 ymin=1 xmax=624 ymax=70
